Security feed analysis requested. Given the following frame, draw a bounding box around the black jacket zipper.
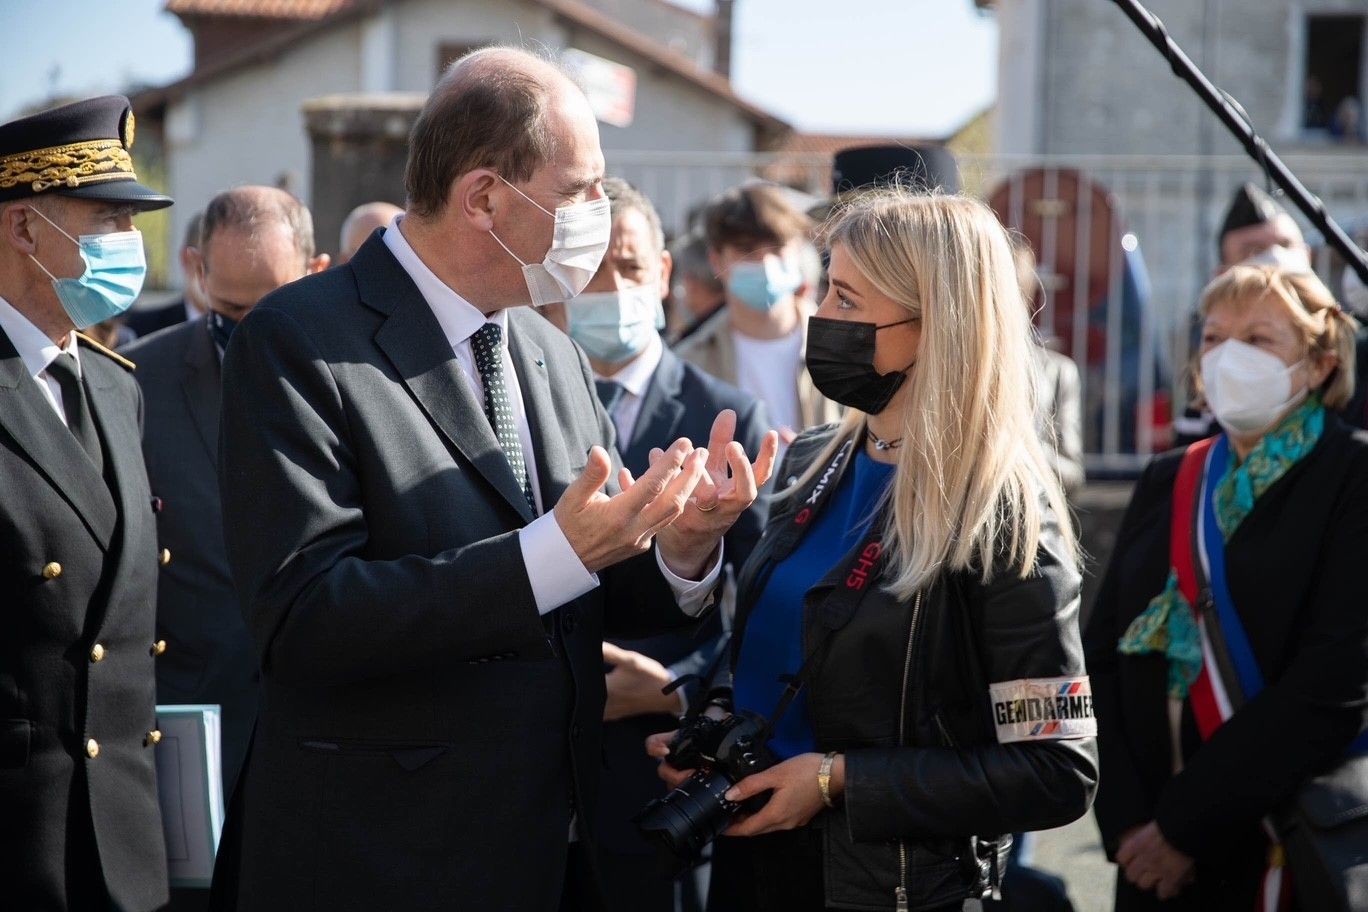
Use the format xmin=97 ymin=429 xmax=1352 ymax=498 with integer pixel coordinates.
xmin=895 ymin=590 xmax=924 ymax=912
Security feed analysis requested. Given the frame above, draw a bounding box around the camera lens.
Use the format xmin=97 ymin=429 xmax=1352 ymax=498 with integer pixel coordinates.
xmin=636 ymin=769 xmax=738 ymax=869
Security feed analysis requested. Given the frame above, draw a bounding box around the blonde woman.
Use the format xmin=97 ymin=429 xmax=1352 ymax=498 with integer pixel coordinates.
xmin=1085 ymin=265 xmax=1367 ymax=911
xmin=649 ymin=190 xmax=1098 ymax=912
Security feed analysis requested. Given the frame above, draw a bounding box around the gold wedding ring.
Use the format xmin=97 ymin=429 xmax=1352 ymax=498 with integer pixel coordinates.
xmin=695 ymin=499 xmax=719 ymax=513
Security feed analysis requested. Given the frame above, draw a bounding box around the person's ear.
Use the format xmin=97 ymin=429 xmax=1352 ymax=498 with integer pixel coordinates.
xmin=657 ymin=249 xmax=673 ymax=300
xmin=307 ymin=253 xmax=330 ymax=275
xmin=707 ymin=248 xmax=724 ymax=280
xmin=2 ymin=204 xmax=41 ymax=257
xmin=1309 ymin=350 xmax=1338 ymax=390
xmin=187 ymin=246 xmax=206 ymax=287
xmin=457 ymin=170 xmax=500 ymax=232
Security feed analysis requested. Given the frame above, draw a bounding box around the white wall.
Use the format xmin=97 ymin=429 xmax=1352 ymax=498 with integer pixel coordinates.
xmin=160 ymin=0 xmax=769 ymax=277
xmin=165 ymin=21 xmax=363 ymax=281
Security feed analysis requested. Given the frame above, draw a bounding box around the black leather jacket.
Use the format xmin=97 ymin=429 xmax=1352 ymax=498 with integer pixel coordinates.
xmin=728 ymin=426 xmax=1099 ymax=911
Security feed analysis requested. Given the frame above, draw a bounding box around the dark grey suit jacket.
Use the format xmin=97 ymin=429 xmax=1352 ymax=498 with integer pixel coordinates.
xmin=0 ymin=328 xmax=168 ymax=912
xmin=209 ymin=233 xmax=711 ymax=912
xmin=126 ymin=299 xmax=189 ymax=339
xmin=123 ymin=319 xmax=256 ymax=795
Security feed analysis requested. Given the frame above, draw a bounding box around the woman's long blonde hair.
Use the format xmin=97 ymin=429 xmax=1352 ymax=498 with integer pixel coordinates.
xmin=793 ymin=189 xmax=1077 ymax=599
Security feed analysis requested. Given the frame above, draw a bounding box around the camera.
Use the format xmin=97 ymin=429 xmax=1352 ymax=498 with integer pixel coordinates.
xmin=635 ymin=709 xmax=776 ymax=871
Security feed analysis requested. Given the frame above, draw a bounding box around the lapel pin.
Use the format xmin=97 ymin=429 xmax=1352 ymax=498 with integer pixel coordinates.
xmin=535 ymin=358 xmax=545 ymax=368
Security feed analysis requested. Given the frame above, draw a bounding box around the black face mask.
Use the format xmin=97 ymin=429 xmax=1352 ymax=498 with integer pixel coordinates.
xmin=805 ymin=315 xmax=915 ymax=415
xmin=207 ymin=310 xmax=238 ymax=352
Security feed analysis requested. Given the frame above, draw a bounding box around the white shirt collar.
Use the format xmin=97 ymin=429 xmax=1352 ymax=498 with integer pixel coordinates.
xmin=381 ymin=214 xmax=507 ymax=348
xmin=0 ymin=293 xmax=79 ymax=379
xmin=596 ymin=331 xmax=663 ymax=399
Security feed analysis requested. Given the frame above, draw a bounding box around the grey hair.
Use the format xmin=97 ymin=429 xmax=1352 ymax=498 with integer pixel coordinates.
xmin=602 ymin=176 xmax=665 ymax=254
xmin=199 ymin=186 xmax=315 ymax=269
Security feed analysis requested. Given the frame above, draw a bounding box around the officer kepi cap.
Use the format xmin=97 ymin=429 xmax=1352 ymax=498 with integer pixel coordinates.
xmin=809 ymin=144 xmax=961 ymax=223
xmin=0 ymin=95 xmax=172 ymax=211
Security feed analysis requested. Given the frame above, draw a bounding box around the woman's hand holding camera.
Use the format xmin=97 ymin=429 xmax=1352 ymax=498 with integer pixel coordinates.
xmin=720 ymin=752 xmax=844 ymax=837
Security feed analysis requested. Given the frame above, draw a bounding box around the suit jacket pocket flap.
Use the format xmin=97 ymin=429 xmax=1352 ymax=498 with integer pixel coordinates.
xmin=390 ymin=746 xmax=447 ymax=772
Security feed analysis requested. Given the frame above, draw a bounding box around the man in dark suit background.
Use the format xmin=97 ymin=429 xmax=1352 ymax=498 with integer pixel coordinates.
xmin=123 ymin=186 xmax=328 ymax=910
xmin=125 ymin=212 xmax=205 ymax=338
xmin=210 ymin=47 xmax=777 ymax=912
xmin=559 ymin=177 xmax=770 ymax=912
xmin=0 ymin=95 xmax=171 ymax=912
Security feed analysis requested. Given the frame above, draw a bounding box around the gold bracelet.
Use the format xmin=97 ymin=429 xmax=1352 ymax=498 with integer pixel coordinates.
xmin=817 ymin=751 xmax=839 ymax=808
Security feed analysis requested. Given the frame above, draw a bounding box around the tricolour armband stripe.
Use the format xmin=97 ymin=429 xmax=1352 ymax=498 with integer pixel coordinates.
xmin=989 ymin=675 xmax=1097 ymax=743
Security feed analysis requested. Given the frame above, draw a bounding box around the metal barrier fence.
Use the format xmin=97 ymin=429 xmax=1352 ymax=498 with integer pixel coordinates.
xmin=605 ymin=149 xmax=1368 ymax=474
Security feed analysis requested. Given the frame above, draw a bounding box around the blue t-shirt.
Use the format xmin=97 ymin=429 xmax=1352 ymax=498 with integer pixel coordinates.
xmin=733 ymin=448 xmax=896 ymax=760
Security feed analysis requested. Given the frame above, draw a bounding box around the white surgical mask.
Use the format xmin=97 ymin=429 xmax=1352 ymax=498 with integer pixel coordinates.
xmin=1238 ymin=244 xmax=1312 ymax=273
xmin=567 ymin=284 xmax=665 ymax=364
xmin=489 ymin=176 xmax=612 ymax=307
xmin=1201 ymin=339 xmax=1307 ymax=435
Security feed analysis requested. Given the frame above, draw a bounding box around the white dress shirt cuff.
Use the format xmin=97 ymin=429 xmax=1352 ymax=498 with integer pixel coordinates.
xmin=655 ymin=543 xmax=723 ymax=618
xmin=519 ymin=512 xmax=600 ymax=616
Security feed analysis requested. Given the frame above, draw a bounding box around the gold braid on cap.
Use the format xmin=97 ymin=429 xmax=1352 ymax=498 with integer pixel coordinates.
xmin=0 ymin=139 xmax=136 ymax=193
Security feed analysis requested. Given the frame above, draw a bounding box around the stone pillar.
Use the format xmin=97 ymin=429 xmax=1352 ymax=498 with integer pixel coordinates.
xmin=303 ymin=93 xmax=424 ymax=258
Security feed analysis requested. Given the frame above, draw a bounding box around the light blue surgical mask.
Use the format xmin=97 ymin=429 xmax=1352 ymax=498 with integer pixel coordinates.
xmin=27 ymin=206 xmax=147 ymax=330
xmin=727 ymin=253 xmax=801 ymax=312
xmin=568 ymin=284 xmax=665 ymax=364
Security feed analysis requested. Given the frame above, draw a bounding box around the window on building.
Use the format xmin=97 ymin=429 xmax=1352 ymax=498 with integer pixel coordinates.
xmin=1303 ymin=14 xmax=1365 ymax=143
xmin=436 ymin=43 xmax=481 ymax=79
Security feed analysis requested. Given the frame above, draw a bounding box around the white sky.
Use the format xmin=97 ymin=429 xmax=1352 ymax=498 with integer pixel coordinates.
xmin=0 ymin=0 xmax=998 ymax=137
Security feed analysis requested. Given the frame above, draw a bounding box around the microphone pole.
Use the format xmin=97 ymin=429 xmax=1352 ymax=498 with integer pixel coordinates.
xmin=1108 ymin=0 xmax=1368 ymax=284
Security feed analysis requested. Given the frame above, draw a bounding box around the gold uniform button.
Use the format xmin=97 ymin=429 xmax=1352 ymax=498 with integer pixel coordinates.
xmin=151 ymin=639 xmax=167 ymax=657
xmin=159 ymin=548 xmax=172 ymax=567
xmin=145 ymin=730 xmax=162 ymax=747
xmin=89 ymin=644 xmax=105 ymax=663
xmin=42 ymin=561 xmax=62 ymax=580
xmin=85 ymin=738 xmax=99 ymax=759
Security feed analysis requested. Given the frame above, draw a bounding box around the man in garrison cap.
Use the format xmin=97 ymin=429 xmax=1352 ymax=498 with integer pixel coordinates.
xmin=0 ymin=95 xmax=173 ymax=912
xmin=1216 ymin=182 xmax=1312 ymax=272
xmin=1174 ymin=182 xmax=1315 ymax=444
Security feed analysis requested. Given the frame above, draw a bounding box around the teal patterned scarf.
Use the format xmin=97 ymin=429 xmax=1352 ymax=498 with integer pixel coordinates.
xmin=1117 ymin=396 xmax=1324 ymax=698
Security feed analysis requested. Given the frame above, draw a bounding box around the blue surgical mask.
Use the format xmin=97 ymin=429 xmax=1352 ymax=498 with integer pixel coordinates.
xmin=28 ymin=206 xmax=146 ymax=330
xmin=727 ymin=253 xmax=801 ymax=312
xmin=568 ymin=284 xmax=664 ymax=364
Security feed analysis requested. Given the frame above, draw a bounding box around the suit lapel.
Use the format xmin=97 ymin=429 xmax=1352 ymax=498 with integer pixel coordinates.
xmin=0 ymin=328 xmax=116 ymax=550
xmin=356 ymin=235 xmax=535 ymax=524
xmin=507 ymin=313 xmax=571 ymax=510
xmin=181 ymin=320 xmax=221 ymax=465
xmin=625 ymin=347 xmax=685 ymax=469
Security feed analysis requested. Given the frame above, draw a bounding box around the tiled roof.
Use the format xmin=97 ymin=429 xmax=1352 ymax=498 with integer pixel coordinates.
xmin=166 ymin=0 xmax=354 ymax=19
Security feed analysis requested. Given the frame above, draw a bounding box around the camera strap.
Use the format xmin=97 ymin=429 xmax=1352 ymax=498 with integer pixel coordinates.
xmin=770 ymin=439 xmax=857 ymax=562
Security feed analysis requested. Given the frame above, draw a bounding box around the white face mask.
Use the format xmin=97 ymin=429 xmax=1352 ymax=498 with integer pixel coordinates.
xmin=1201 ymin=339 xmax=1307 ymax=435
xmin=489 ymin=176 xmax=612 ymax=307
xmin=1238 ymin=243 xmax=1312 ymax=274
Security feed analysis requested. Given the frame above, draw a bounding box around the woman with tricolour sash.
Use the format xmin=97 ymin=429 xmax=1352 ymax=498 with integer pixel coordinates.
xmin=1086 ymin=264 xmax=1368 ymax=911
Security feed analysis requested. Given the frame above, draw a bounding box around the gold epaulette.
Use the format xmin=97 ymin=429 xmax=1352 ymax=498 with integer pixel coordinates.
xmin=74 ymin=331 xmax=136 ymax=371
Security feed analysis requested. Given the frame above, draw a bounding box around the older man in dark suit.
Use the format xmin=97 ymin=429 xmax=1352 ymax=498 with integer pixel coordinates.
xmin=209 ymin=48 xmax=776 ymax=912
xmin=0 ymin=95 xmax=172 ymax=912
xmin=123 ymin=188 xmax=328 ymax=912
xmin=556 ymin=177 xmax=770 ymax=912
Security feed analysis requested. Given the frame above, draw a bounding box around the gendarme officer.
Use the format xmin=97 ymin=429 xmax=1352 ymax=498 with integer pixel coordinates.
xmin=0 ymin=95 xmax=173 ymax=911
